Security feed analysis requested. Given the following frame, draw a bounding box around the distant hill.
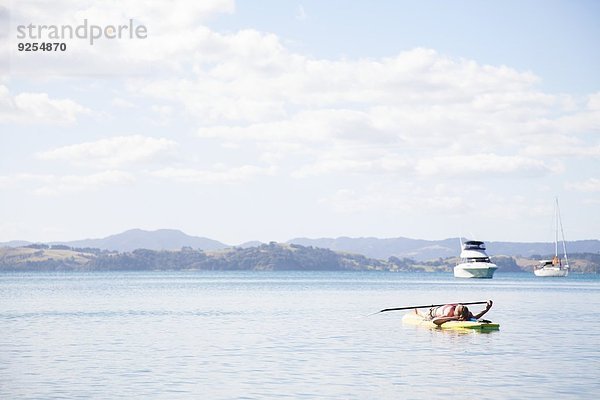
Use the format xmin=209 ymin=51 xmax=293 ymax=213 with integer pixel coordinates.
xmin=2 ymin=230 xmax=599 ymax=262
xmin=288 ymin=237 xmax=600 ymax=261
xmin=288 ymin=236 xmax=457 ymax=261
xmin=1 ymin=242 xmax=597 ymax=273
xmin=0 ymin=243 xmax=399 ymax=272
xmin=486 ymin=240 xmax=600 ymax=258
xmin=56 ymin=229 xmax=229 ymax=252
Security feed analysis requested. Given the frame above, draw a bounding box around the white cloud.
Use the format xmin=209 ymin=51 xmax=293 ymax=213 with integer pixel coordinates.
xmin=0 ymin=173 xmax=54 ymax=188
xmin=0 ymin=85 xmax=90 ymax=124
xmin=111 ymin=97 xmax=136 ymax=109
xmin=151 ymin=164 xmax=276 ymax=184
xmin=14 ymin=92 xmax=89 ymax=122
xmin=415 ymin=154 xmax=558 ymax=177
xmin=566 ymin=178 xmax=600 ymax=192
xmin=122 ymin=44 xmax=598 ymax=181
xmin=291 ymin=146 xmax=412 ymax=178
xmin=320 ymin=185 xmax=470 ymax=215
xmin=293 ymin=152 xmax=557 ymax=180
xmin=0 ymin=170 xmax=134 ymax=196
xmin=588 ymin=92 xmax=600 ymax=110
xmin=36 ymin=135 xmax=178 ymax=168
xmin=197 ymin=109 xmax=387 ymax=143
xmin=522 ymin=142 xmax=600 ymax=158
xmin=33 ymin=170 xmax=135 ymax=196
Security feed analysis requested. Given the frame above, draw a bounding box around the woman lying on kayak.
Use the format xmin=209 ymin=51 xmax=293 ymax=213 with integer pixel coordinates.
xmin=415 ymin=300 xmax=493 ymax=326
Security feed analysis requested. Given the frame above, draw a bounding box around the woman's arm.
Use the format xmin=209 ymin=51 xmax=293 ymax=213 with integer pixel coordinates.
xmin=472 ymin=300 xmax=493 ymax=319
xmin=432 ymin=316 xmax=459 ymax=326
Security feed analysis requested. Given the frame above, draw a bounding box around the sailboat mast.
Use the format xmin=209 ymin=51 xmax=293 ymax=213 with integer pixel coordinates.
xmin=554 ymin=198 xmax=559 ymax=258
xmin=557 ymin=198 xmax=569 ymax=266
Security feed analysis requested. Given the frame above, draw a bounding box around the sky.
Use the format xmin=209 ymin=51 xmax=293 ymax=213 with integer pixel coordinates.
xmin=1 ymin=0 xmax=599 ymax=245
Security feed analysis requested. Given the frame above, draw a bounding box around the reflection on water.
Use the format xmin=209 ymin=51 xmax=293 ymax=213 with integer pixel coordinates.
xmin=1 ymin=271 xmax=599 ymax=399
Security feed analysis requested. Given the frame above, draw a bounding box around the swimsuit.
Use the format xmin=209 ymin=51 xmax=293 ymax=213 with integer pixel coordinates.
xmin=428 ymin=304 xmax=456 ymax=319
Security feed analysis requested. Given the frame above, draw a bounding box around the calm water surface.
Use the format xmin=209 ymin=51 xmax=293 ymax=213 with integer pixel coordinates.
xmin=1 ymin=272 xmax=599 ymax=399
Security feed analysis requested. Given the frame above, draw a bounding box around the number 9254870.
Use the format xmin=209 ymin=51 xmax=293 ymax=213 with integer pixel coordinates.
xmin=18 ymin=42 xmax=67 ymax=51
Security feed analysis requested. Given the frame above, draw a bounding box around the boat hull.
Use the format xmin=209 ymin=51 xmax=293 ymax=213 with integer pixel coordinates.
xmin=454 ymin=263 xmax=497 ymax=278
xmin=534 ymin=267 xmax=569 ymax=277
xmin=402 ymin=313 xmax=499 ymax=331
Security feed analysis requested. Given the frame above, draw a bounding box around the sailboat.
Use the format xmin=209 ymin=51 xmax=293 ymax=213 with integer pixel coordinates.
xmin=534 ymin=198 xmax=569 ymax=277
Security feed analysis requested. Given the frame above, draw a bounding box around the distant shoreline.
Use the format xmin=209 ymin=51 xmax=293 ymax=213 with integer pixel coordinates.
xmin=1 ymin=242 xmax=598 ymax=274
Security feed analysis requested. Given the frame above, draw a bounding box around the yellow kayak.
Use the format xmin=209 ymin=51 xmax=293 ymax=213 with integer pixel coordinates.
xmin=402 ymin=312 xmax=500 ymax=331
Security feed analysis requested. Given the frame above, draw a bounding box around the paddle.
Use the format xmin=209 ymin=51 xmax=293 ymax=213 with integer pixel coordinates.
xmin=368 ymin=301 xmax=489 ymax=317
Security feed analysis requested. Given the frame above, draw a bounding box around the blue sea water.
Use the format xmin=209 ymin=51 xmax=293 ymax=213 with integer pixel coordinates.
xmin=1 ymin=271 xmax=599 ymax=399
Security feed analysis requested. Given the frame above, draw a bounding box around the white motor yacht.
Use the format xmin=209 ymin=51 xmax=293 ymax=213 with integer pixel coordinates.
xmin=454 ymin=240 xmax=498 ymax=279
